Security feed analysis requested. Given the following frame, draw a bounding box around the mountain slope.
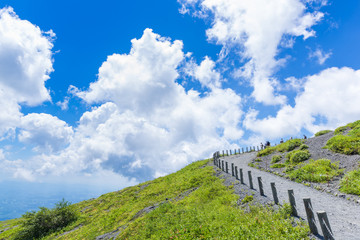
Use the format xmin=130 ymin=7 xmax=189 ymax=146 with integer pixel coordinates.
xmin=0 ymin=159 xmax=309 ymax=239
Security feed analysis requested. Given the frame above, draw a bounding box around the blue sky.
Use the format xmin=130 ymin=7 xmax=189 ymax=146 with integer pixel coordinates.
xmin=1 ymin=0 xmax=360 ymax=218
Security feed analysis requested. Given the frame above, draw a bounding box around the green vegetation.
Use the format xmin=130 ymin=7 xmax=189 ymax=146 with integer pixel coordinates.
xmin=315 ymin=130 xmax=332 ymax=137
xmin=255 ymin=158 xmax=262 ymax=162
xmin=241 ymin=195 xmax=254 ymax=204
xmin=286 ymin=150 xmax=311 ymax=164
xmin=257 ymin=139 xmax=303 ymax=157
xmin=326 ymin=120 xmax=360 ymax=155
xmin=276 ymin=139 xmax=302 ymax=153
xmin=257 ymin=147 xmax=276 ymax=157
xmin=287 ymin=159 xmax=342 ymax=183
xmin=299 ymin=144 xmax=309 ymax=150
xmin=340 ymin=169 xmax=360 ymax=195
xmin=14 ymin=199 xmax=77 ymax=240
xmin=271 ymin=155 xmax=282 ymax=164
xmin=0 ymin=159 xmax=310 ymax=239
xmin=271 ymin=163 xmax=286 ymax=169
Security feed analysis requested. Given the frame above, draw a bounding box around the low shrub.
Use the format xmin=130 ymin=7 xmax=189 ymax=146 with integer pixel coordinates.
xmin=340 ymin=169 xmax=360 ymax=195
xmin=334 ymin=126 xmax=348 ymax=135
xmin=271 ymin=163 xmax=286 ymax=169
xmin=242 ymin=195 xmax=254 ymax=204
xmin=15 ymin=199 xmax=77 ymax=240
xmin=257 ymin=147 xmax=276 ymax=157
xmin=287 ymin=159 xmax=342 ymax=183
xmin=255 ymin=158 xmax=262 ymax=162
xmin=271 ymin=155 xmax=282 ymax=163
xmin=299 ymin=144 xmax=309 ymax=150
xmin=276 ymin=139 xmax=302 ymax=152
xmin=325 ymin=135 xmax=360 ymax=155
xmin=315 ymin=130 xmax=332 ymax=137
xmin=286 ymin=150 xmax=311 ymax=164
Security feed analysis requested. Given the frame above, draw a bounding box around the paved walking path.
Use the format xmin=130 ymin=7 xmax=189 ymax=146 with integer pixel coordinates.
xmin=217 ymin=152 xmax=360 ymax=239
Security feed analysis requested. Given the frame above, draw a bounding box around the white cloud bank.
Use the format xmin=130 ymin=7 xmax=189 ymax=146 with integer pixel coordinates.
xmin=0 ymin=7 xmax=54 ymax=138
xmin=244 ymin=67 xmax=360 ymax=138
xmin=179 ymin=0 xmax=324 ymax=105
xmin=15 ymin=29 xmax=243 ymax=182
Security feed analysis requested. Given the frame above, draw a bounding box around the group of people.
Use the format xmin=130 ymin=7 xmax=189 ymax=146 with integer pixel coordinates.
xmin=261 ymin=134 xmax=307 ymax=149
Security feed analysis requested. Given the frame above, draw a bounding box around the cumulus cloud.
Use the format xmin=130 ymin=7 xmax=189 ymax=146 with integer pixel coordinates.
xmin=27 ymin=29 xmax=243 ymax=183
xmin=185 ymin=56 xmax=222 ymax=89
xmin=179 ymin=0 xmax=324 ymax=105
xmin=0 ymin=7 xmax=54 ymax=137
xmin=18 ymin=113 xmax=74 ymax=153
xmin=244 ymin=67 xmax=360 ymax=138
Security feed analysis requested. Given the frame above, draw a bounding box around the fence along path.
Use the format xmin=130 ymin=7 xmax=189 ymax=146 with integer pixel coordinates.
xmin=214 ymin=152 xmax=360 ymax=240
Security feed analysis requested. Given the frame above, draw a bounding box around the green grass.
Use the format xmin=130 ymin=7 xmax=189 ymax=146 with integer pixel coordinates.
xmin=271 ymin=155 xmax=282 ymax=164
xmin=287 ymin=159 xmax=342 ymax=183
xmin=257 ymin=147 xmax=276 ymax=157
xmin=276 ymin=139 xmax=302 ymax=153
xmin=286 ymin=150 xmax=311 ymax=164
xmin=0 ymin=159 xmax=310 ymax=240
xmin=315 ymin=130 xmax=332 ymax=137
xmin=271 ymin=163 xmax=286 ymax=169
xmin=340 ymin=169 xmax=360 ymax=195
xmin=241 ymin=195 xmax=254 ymax=204
xmin=257 ymin=139 xmax=303 ymax=157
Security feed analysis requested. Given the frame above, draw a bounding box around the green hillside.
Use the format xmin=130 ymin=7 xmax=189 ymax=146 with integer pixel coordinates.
xmin=0 ymin=159 xmax=309 ymax=239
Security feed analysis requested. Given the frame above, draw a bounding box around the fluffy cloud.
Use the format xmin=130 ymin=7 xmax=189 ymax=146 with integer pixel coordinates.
xmin=0 ymin=7 xmax=54 ymax=137
xmin=32 ymin=29 xmax=243 ymax=182
xmin=18 ymin=113 xmax=74 ymax=153
xmin=185 ymin=56 xmax=222 ymax=89
xmin=244 ymin=67 xmax=360 ymax=138
xmin=179 ymin=0 xmax=324 ymax=105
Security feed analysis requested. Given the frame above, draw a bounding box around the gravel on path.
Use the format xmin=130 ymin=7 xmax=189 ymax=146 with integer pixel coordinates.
xmin=216 ymin=152 xmax=360 ymax=240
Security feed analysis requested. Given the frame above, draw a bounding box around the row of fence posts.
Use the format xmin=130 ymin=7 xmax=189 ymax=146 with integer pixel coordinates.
xmin=212 ymin=152 xmax=334 ymax=240
xmin=219 ymin=146 xmax=263 ymax=157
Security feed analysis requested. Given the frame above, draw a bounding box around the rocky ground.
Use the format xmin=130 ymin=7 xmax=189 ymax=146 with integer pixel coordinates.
xmin=249 ymin=131 xmax=360 ymax=204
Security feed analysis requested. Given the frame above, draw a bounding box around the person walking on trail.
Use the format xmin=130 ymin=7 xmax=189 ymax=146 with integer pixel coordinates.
xmin=303 ymin=134 xmax=307 ymax=139
xmin=265 ymin=141 xmax=270 ymax=148
xmin=260 ymin=142 xmax=264 ymax=150
xmin=280 ymin=138 xmax=284 ymax=144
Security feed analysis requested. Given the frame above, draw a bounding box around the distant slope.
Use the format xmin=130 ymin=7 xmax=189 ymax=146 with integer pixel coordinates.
xmin=250 ymin=119 xmax=360 ymax=202
xmin=0 ymin=159 xmax=309 ymax=239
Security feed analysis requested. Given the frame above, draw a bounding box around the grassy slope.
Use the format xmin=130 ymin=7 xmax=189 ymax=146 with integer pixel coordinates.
xmin=0 ymin=159 xmax=309 ymax=239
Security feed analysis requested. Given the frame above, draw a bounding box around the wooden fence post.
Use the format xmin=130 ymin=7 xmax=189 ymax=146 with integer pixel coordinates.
xmin=317 ymin=211 xmax=334 ymax=240
xmin=303 ymin=198 xmax=318 ymax=235
xmin=248 ymin=171 xmax=253 ymax=189
xmin=235 ymin=166 xmax=239 ymax=180
xmin=225 ymin=162 xmax=229 ymax=173
xmin=258 ymin=177 xmax=264 ymax=196
xmin=231 ymin=163 xmax=234 ymax=176
xmin=288 ymin=189 xmax=298 ymax=216
xmin=230 ymin=150 xmax=232 ymax=155
xmin=221 ymin=161 xmax=224 ymax=171
xmin=271 ymin=182 xmax=279 ymax=205
xmin=239 ymin=168 xmax=244 ymax=184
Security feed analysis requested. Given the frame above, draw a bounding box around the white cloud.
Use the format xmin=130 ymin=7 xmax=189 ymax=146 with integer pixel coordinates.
xmin=309 ymin=48 xmax=332 ymax=65
xmin=179 ymin=0 xmax=324 ymax=105
xmin=22 ymin=29 xmax=243 ymax=183
xmin=18 ymin=113 xmax=74 ymax=153
xmin=185 ymin=56 xmax=222 ymax=89
xmin=0 ymin=7 xmax=54 ymax=138
xmin=244 ymin=67 xmax=360 ymax=138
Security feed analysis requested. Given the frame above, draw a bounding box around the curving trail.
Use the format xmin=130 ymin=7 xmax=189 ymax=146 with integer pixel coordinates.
xmin=217 ymin=152 xmax=360 ymax=239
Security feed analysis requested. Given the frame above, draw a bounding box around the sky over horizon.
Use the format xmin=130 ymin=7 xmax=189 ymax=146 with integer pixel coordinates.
xmin=1 ymin=0 xmax=360 ymax=190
